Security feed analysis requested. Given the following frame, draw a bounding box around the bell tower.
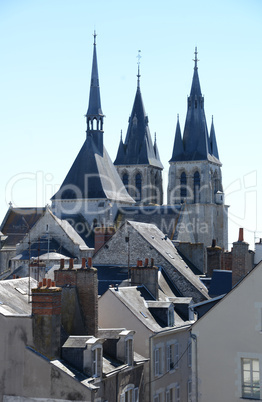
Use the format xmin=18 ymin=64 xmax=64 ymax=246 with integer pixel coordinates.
xmin=168 ymin=48 xmax=228 ymax=249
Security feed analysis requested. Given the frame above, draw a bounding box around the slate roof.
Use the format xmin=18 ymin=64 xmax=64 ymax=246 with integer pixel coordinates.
xmin=52 ymin=138 xmax=134 ymax=204
xmin=0 ymin=207 xmax=45 ymax=248
xmin=0 ymin=277 xmax=37 ymax=316
xmin=126 ymin=220 xmax=209 ymax=300
xmin=106 ymin=285 xmax=191 ymax=333
xmin=114 ymin=76 xmax=163 ymax=169
xmin=170 ymin=49 xmax=221 ymax=164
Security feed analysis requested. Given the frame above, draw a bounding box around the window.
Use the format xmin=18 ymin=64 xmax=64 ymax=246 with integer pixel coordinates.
xmin=168 ymin=307 xmax=174 ymax=327
xmin=188 ymin=379 xmax=192 ymax=402
xmin=155 ymin=347 xmax=163 ymax=376
xmin=92 ymin=346 xmax=102 ymax=377
xmin=242 ymin=358 xmax=260 ymax=399
xmin=154 ymin=394 xmax=160 ymax=402
xmin=175 ymin=384 xmax=180 ymax=402
xmin=180 ymin=172 xmax=187 ymax=202
xmin=125 ymin=337 xmax=133 ymax=366
xmin=120 ymin=386 xmax=139 ymax=402
xmin=167 ymin=342 xmax=179 ymax=372
xmin=166 ymin=388 xmax=174 ymax=402
xmin=135 ymin=173 xmax=142 ymax=202
xmin=123 ymin=173 xmax=129 ymax=190
xmin=194 ymin=171 xmax=200 ymax=203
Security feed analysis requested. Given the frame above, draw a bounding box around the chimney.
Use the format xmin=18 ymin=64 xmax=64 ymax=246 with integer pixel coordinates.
xmin=69 ymin=258 xmax=74 ymax=270
xmin=32 ymin=283 xmax=62 ymax=359
xmin=131 ymin=258 xmax=159 ymax=300
xmin=206 ymin=239 xmax=222 ymax=278
xmin=232 ymin=228 xmax=253 ymax=287
xmin=94 ymin=226 xmax=116 ymax=253
xmin=54 ymin=259 xmax=98 ymax=337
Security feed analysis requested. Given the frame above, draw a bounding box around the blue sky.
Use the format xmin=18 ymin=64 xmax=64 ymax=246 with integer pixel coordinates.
xmin=0 ymin=0 xmax=262 ymax=249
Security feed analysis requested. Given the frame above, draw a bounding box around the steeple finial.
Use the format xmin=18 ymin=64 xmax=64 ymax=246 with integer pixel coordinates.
xmin=193 ymin=47 xmax=199 ymax=70
xmin=154 ymin=132 xmax=156 ymax=143
xmin=93 ymin=30 xmax=97 ymax=45
xmin=137 ymin=50 xmax=141 ymax=88
xmin=177 ymin=113 xmax=179 ymax=122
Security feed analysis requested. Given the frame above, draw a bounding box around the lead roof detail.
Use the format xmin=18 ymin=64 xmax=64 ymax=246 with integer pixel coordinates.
xmin=170 ymin=48 xmax=220 ymax=164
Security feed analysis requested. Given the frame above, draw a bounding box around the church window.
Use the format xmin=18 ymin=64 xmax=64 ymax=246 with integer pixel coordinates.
xmin=135 ymin=173 xmax=142 ymax=202
xmin=180 ymin=172 xmax=187 ymax=202
xmin=194 ymin=171 xmax=200 ymax=203
xmin=123 ymin=173 xmax=129 ymax=190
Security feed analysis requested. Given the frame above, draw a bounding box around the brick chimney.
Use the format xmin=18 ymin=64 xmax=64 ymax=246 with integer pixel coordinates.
xmin=55 ymin=258 xmax=98 ymax=337
xmin=232 ymin=228 xmax=254 ymax=287
xmin=32 ymin=282 xmax=62 ymax=359
xmin=206 ymin=239 xmax=222 ymax=278
xmin=94 ymin=226 xmax=116 ymax=253
xmin=130 ymin=258 xmax=159 ymax=300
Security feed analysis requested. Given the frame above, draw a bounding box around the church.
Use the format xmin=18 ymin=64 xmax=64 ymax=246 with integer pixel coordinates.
xmin=52 ymin=33 xmax=228 ymax=249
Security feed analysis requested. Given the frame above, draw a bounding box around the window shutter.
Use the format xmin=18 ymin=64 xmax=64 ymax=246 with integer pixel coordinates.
xmin=175 ymin=342 xmax=179 ymax=369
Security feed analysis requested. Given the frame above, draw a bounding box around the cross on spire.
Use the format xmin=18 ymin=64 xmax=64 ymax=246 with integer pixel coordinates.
xmin=193 ymin=47 xmax=199 ymax=69
xmin=137 ymin=50 xmax=141 ymax=88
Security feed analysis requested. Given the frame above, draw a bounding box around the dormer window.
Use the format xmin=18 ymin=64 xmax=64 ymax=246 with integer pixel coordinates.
xmin=92 ymin=345 xmax=102 ymax=377
xmin=168 ymin=307 xmax=174 ymax=327
xmin=125 ymin=337 xmax=133 ymax=366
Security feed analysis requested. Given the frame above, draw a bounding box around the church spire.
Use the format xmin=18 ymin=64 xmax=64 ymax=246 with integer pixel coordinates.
xmin=170 ymin=114 xmax=184 ymax=162
xmin=182 ymin=48 xmax=210 ymax=161
xmin=85 ymin=31 xmax=104 ymax=153
xmin=210 ymin=115 xmax=220 ymax=160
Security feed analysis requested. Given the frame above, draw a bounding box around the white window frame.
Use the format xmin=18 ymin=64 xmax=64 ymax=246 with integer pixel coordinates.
xmin=155 ymin=347 xmax=160 ymax=376
xmin=241 ymin=358 xmax=260 ymax=399
xmin=175 ymin=384 xmax=180 ymax=402
xmin=92 ymin=345 xmax=102 ymax=378
xmin=154 ymin=394 xmax=160 ymax=402
xmin=120 ymin=385 xmax=139 ymax=402
xmin=166 ymin=388 xmax=174 ymax=402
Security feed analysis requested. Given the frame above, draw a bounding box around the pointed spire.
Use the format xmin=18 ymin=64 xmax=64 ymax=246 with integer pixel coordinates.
xmin=114 ymin=66 xmax=163 ymax=169
xmin=193 ymin=47 xmax=199 ymax=70
xmin=210 ymin=115 xmax=220 ymax=160
xmin=170 ymin=114 xmax=184 ymax=162
xmin=85 ymin=31 xmax=104 ymax=153
xmin=86 ymin=31 xmax=104 ymax=118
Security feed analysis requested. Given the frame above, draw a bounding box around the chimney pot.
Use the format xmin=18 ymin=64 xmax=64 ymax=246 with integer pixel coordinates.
xmin=88 ymin=257 xmax=92 ymax=268
xmin=151 ymin=258 xmax=154 ymax=267
xmin=13 ymin=274 xmax=16 ymax=279
xmin=145 ymin=258 xmax=149 ymax=266
xmin=82 ymin=257 xmax=86 ymax=268
xmin=47 ymin=278 xmax=52 ymax=288
xmin=43 ymin=278 xmax=47 ymax=286
xmin=69 ymin=258 xmax=74 ymax=269
xmin=212 ymin=239 xmax=216 ymax=248
xmin=38 ymin=281 xmax=43 ymax=288
xmin=51 ymin=281 xmax=55 ymax=287
xmin=238 ymin=228 xmax=244 ymax=242
xmin=60 ymin=259 xmax=65 ymax=269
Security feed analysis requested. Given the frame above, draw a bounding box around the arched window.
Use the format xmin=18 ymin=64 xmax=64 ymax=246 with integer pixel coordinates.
xmin=135 ymin=173 xmax=142 ymax=202
xmin=194 ymin=171 xmax=200 ymax=203
xmin=122 ymin=173 xmax=129 ymax=190
xmin=180 ymin=172 xmax=187 ymax=202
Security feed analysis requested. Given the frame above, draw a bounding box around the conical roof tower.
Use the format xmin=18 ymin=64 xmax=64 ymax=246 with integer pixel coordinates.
xmin=51 ymin=33 xmax=134 ymax=224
